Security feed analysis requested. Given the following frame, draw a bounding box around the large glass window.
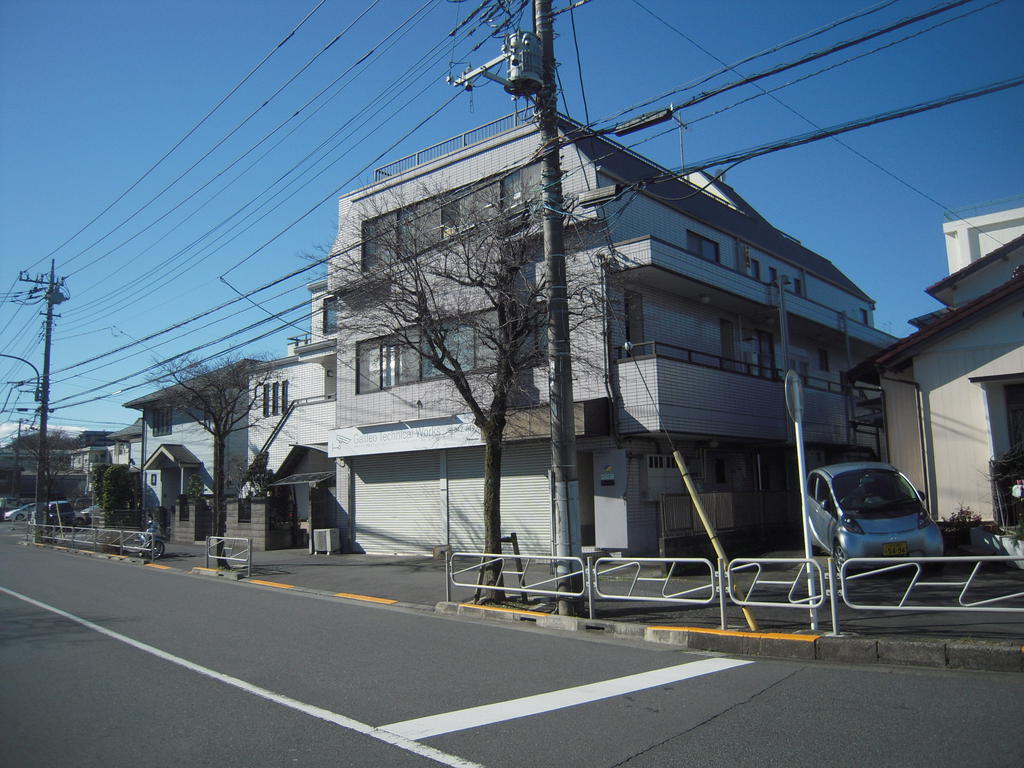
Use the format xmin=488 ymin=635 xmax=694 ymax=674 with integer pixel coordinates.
xmin=686 ymin=230 xmax=719 ymax=263
xmin=357 ymin=338 xmax=421 ymax=393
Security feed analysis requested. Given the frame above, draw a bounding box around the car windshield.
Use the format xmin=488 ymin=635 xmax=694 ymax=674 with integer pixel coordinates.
xmin=832 ymin=469 xmax=920 ymax=514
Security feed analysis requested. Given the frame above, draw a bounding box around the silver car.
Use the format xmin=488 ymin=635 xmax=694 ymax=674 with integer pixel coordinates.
xmin=805 ymin=462 xmax=943 ymax=566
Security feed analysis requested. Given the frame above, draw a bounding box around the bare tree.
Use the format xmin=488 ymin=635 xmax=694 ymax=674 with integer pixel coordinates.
xmin=333 ymin=175 xmax=603 ymax=596
xmin=155 ymin=356 xmax=270 ymax=545
xmin=8 ymin=428 xmax=80 ymax=501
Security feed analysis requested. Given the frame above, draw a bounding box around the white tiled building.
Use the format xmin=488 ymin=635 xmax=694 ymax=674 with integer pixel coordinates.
xmin=324 ymin=112 xmax=894 ymax=556
xmin=247 ymin=279 xmax=337 ymax=543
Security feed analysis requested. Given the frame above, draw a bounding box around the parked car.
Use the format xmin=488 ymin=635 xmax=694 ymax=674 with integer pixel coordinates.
xmin=46 ymin=500 xmax=77 ymax=526
xmin=4 ymin=503 xmax=35 ymax=522
xmin=805 ymin=462 xmax=943 ymax=566
xmin=79 ymin=504 xmax=102 ymax=525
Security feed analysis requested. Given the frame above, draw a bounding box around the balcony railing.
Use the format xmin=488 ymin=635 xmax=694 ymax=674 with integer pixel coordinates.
xmin=616 ymin=341 xmax=844 ymax=395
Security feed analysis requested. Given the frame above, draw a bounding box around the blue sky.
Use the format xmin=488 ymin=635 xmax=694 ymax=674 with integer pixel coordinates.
xmin=1 ymin=0 xmax=1021 ymax=437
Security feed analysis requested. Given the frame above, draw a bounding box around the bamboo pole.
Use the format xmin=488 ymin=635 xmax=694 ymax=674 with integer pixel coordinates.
xmin=672 ymin=450 xmax=758 ymax=631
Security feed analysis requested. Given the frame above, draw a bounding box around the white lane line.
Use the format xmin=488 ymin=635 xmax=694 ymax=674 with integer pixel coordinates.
xmin=381 ymin=656 xmax=752 ymax=740
xmin=0 ymin=586 xmax=482 ymax=768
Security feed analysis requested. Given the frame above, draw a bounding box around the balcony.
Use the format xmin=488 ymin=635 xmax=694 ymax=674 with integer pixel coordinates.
xmin=614 ymin=237 xmax=894 ymax=351
xmin=615 ymin=342 xmax=850 ymax=445
xmin=287 ymin=334 xmax=335 ymax=364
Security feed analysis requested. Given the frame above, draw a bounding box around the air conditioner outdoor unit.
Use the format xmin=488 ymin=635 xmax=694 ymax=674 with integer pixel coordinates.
xmin=313 ymin=527 xmax=340 ymax=555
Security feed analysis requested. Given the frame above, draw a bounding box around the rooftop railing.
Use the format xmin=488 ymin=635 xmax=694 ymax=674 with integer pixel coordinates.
xmin=373 ymin=107 xmax=535 ymax=181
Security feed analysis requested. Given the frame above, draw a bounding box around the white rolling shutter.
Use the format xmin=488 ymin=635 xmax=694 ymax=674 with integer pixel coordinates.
xmin=353 ymin=451 xmax=440 ymax=555
xmin=446 ymin=443 xmax=550 ymax=555
xmin=447 ymin=447 xmax=483 ymax=553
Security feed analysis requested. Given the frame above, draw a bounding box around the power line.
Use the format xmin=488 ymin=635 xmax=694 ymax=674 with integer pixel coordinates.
xmin=32 ymin=0 xmax=332 ymax=274
xmin=598 ymin=0 xmax=966 ymax=128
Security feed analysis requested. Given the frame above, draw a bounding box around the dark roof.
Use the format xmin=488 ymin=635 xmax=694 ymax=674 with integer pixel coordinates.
xmin=850 ymin=271 xmax=1024 ymax=379
xmin=107 ymin=418 xmax=143 ymax=441
xmin=143 ymin=444 xmax=202 ymax=470
xmin=572 ymin=130 xmax=874 ymax=303
xmin=926 ymin=232 xmax=1024 ymax=299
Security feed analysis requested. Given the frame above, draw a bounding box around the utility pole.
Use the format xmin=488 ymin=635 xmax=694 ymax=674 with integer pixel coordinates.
xmin=535 ymin=0 xmax=582 ymax=614
xmin=19 ymin=260 xmax=68 ymax=522
xmin=446 ymin=0 xmax=582 ymax=614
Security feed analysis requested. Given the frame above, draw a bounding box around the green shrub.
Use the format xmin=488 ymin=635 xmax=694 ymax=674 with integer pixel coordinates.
xmin=101 ymin=464 xmax=134 ymax=512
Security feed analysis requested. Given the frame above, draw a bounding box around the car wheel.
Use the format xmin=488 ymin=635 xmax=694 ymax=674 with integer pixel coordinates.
xmin=14 ymin=513 xmax=25 ymax=521
xmin=74 ymin=517 xmax=85 ymax=527
xmin=832 ymin=540 xmax=848 ymax=570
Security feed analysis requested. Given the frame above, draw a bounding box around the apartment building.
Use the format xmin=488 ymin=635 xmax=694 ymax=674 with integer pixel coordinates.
xmin=325 ymin=111 xmax=893 ymax=556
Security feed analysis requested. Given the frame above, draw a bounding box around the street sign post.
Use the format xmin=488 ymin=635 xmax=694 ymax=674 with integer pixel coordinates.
xmin=786 ymin=370 xmax=819 ymax=630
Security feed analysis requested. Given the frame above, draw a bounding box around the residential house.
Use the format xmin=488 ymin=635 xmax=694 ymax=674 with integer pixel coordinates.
xmin=325 ymin=111 xmax=894 ymax=556
xmin=851 ymin=210 xmax=1024 ymax=524
xmin=124 ymin=381 xmax=249 ymax=541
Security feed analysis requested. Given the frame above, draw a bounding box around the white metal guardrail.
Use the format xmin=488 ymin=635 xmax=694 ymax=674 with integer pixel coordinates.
xmin=448 ymin=552 xmax=1024 ymax=634
xmin=26 ymin=522 xmax=162 ymax=560
xmin=727 ymin=558 xmax=826 ymax=609
xmin=592 ymin=556 xmax=717 ymax=604
xmin=839 ymin=556 xmax=1024 ymax=612
xmin=205 ymin=536 xmax=252 ymax=577
xmin=447 ymin=552 xmax=586 ymax=602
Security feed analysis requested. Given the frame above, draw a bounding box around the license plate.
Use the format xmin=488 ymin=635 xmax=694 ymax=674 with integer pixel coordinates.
xmin=882 ymin=541 xmax=908 ymax=556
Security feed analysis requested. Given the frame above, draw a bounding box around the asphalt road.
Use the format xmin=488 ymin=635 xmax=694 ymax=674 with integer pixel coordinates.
xmin=2 ymin=536 xmax=1022 ymax=768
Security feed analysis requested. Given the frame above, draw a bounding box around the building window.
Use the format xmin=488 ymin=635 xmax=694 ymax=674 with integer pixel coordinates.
xmin=859 ymin=308 xmax=869 ymax=324
xmin=749 ymin=258 xmax=761 ymax=281
xmin=357 ymin=338 xmax=420 ymax=393
xmin=361 ymin=216 xmax=383 ymax=272
xmin=818 ymin=348 xmax=830 ymax=373
xmin=500 ymin=164 xmax=541 ymax=210
xmin=152 ymin=406 xmax=173 ymax=436
xmin=792 ymin=277 xmax=803 ymax=296
xmin=272 ymin=382 xmax=280 ymax=415
xmin=624 ymin=291 xmax=644 ymax=344
xmin=322 ymin=297 xmax=338 ymax=334
xmin=281 ymin=380 xmax=289 ymax=412
xmin=261 ymin=386 xmax=270 ymax=417
xmin=768 ymin=266 xmax=778 ymax=285
xmin=686 ymin=231 xmax=719 ymax=263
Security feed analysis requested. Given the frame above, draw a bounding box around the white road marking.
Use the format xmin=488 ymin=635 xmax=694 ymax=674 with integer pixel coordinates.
xmin=0 ymin=586 xmax=483 ymax=768
xmin=381 ymin=656 xmax=753 ymax=740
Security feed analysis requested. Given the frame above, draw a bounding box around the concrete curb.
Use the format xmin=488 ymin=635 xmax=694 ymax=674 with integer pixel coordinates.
xmin=436 ymin=602 xmax=1023 ymax=672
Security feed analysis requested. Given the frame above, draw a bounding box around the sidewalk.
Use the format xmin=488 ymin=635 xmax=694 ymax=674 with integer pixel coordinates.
xmin=31 ymin=531 xmax=1024 ymax=672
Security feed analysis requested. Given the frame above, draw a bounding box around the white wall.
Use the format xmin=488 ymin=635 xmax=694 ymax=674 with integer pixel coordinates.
xmin=943 ymin=205 xmax=1024 ymax=275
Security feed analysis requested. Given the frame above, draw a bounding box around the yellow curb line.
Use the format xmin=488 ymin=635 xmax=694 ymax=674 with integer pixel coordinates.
xmin=250 ymin=579 xmax=295 ymax=589
xmin=195 ymin=566 xmax=218 ymax=572
xmin=648 ymin=625 xmax=821 ymax=643
xmin=334 ymin=592 xmax=397 ymax=604
xmin=144 ymin=563 xmax=172 ymax=570
xmin=458 ymin=603 xmax=549 ymax=618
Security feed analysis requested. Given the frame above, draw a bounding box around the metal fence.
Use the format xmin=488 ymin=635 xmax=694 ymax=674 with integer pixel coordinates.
xmin=447 ymin=551 xmax=1024 ymax=635
xmin=447 ymin=552 xmax=585 ymax=603
xmin=26 ymin=522 xmax=162 ymax=561
xmin=205 ymin=536 xmax=252 ymax=577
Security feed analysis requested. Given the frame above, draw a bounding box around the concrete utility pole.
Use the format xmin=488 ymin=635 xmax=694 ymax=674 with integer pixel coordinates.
xmin=19 ymin=260 xmax=67 ymax=522
xmin=535 ymin=0 xmax=583 ymax=614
